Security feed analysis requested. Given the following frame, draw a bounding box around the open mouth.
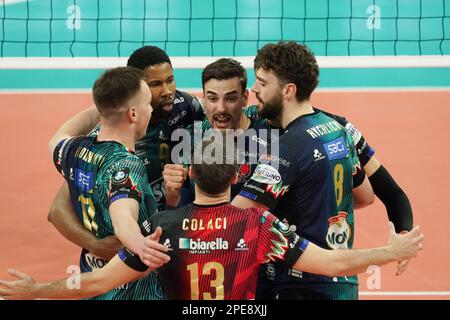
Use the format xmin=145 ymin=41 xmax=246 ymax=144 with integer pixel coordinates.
xmin=160 ymin=102 xmax=174 ymax=112
xmin=213 ymin=114 xmax=232 ymax=128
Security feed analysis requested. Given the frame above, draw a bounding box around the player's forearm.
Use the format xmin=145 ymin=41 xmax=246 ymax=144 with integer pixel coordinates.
xmin=49 ymin=106 xmax=100 ymax=154
xmin=165 ymin=190 xmax=181 ymax=208
xmin=59 ymin=106 xmax=100 ymax=137
xmin=32 ymin=273 xmax=110 ymax=300
xmin=369 ymin=165 xmax=413 ymax=232
xmin=113 ymin=215 xmax=146 ymax=257
xmin=327 ymin=246 xmax=396 ymax=276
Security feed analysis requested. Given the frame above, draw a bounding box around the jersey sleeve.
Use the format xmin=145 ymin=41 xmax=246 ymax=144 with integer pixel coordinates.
xmin=256 ymin=211 xmax=309 ymax=267
xmin=344 ymin=130 xmax=366 ymax=188
xmin=52 ymin=137 xmax=77 ymax=177
xmin=108 ymin=157 xmax=147 ymax=206
xmin=343 ymin=121 xmax=375 ymax=167
xmin=315 ymin=108 xmax=375 ymax=166
xmin=238 ymin=145 xmax=297 ymax=210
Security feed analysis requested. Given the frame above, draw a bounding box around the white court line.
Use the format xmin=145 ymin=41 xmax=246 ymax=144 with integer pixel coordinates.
xmin=0 ymin=89 xmax=92 ymax=94
xmin=315 ymin=87 xmax=450 ymax=92
xmin=360 ymin=291 xmax=450 ymax=296
xmin=1 ymin=0 xmax=33 ymax=6
xmin=1 ymin=87 xmax=450 ymax=94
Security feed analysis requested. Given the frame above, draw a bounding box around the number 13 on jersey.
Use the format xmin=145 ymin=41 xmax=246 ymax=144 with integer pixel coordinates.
xmin=187 ymin=262 xmax=225 ymax=300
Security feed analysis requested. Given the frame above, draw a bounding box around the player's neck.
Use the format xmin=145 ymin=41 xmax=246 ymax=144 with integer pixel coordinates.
xmin=97 ymin=125 xmax=136 ymax=152
xmin=236 ymin=113 xmax=251 ymax=131
xmin=193 ymin=185 xmax=231 ymax=206
xmin=280 ymin=99 xmax=314 ymax=129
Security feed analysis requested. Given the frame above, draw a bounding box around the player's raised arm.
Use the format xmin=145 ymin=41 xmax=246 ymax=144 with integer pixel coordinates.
xmin=48 ymin=105 xmax=100 ymax=156
xmin=162 ymin=164 xmax=189 ymax=208
xmin=291 ymin=222 xmax=423 ymax=277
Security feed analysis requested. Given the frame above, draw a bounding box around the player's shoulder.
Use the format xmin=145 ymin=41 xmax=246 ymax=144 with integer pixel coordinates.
xmin=106 ymin=149 xmax=145 ymax=176
xmin=175 ymin=90 xmax=201 ymax=108
xmin=55 ymin=135 xmax=95 ymax=159
xmin=313 ymin=106 xmax=347 ymax=125
xmin=243 ymin=104 xmax=259 ymax=118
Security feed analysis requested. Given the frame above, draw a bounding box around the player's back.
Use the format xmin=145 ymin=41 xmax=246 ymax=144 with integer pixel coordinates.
xmin=269 ymin=111 xmax=360 ymax=297
xmin=54 ymin=136 xmax=163 ymax=300
xmin=149 ymin=203 xmax=281 ymax=300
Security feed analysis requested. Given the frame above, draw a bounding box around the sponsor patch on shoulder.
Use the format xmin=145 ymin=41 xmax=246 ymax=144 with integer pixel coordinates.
xmin=323 ymin=136 xmax=348 ymax=160
xmin=250 ymin=164 xmax=282 ymax=185
xmin=274 ymin=218 xmax=290 ymax=233
xmin=112 ymin=168 xmax=129 ymax=184
xmin=345 ymin=122 xmax=362 ymax=144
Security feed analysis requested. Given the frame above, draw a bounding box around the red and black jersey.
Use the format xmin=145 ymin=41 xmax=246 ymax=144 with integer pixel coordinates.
xmin=118 ymin=203 xmax=309 ymax=300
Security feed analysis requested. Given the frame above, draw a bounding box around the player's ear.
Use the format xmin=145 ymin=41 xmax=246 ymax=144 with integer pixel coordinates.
xmin=230 ymin=172 xmax=238 ymax=185
xmin=188 ymin=166 xmax=195 ymax=180
xmin=127 ymin=106 xmax=137 ymax=123
xmin=243 ymin=89 xmax=249 ymax=105
xmin=283 ymin=83 xmax=297 ymax=99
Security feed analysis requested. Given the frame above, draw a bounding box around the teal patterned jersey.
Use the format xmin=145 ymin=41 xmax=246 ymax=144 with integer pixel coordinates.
xmin=53 ymin=136 xmax=164 ymax=300
xmin=240 ymin=111 xmax=365 ymax=299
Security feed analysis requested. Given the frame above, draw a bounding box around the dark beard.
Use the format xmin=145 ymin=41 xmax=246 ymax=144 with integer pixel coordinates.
xmin=257 ymin=93 xmax=283 ymax=120
xmin=153 ymin=107 xmax=172 ymax=119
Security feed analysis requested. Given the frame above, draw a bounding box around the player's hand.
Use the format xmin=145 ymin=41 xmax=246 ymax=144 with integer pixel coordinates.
xmin=89 ymin=235 xmax=123 ymax=261
xmin=163 ymin=164 xmax=188 ymax=207
xmin=387 ymin=222 xmax=424 ymax=267
xmin=396 ymin=259 xmax=410 ymax=276
xmin=0 ymin=269 xmax=38 ymax=300
xmin=141 ymin=227 xmax=171 ymax=269
xmin=395 ymin=230 xmax=410 ymax=276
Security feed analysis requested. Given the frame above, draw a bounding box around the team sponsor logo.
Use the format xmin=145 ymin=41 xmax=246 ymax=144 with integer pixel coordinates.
xmin=260 ymin=211 xmax=271 ymax=225
xmin=326 ymin=212 xmax=352 ymax=249
xmin=259 ymin=154 xmax=291 ymax=167
xmin=235 ymin=238 xmax=249 ymax=251
xmin=251 ymin=135 xmax=268 ymax=147
xmin=84 ymin=252 xmax=107 ymax=270
xmin=174 ymin=96 xmax=185 ymax=104
xmin=274 ymin=218 xmax=290 ymax=233
xmin=251 ymin=164 xmax=282 ymax=185
xmin=289 ymin=234 xmax=300 ymax=249
xmin=313 ymin=149 xmax=326 ymax=162
xmin=112 ymin=168 xmax=129 ymax=184
xmin=238 ymin=163 xmax=252 ymax=181
xmin=168 ymin=110 xmax=187 ymax=126
xmin=142 ymin=219 xmax=152 ymax=234
xmin=345 ymin=122 xmax=362 ymax=145
xmin=265 ymin=182 xmax=289 ymax=199
xmin=323 ymin=136 xmax=348 ymax=160
xmin=159 ymin=130 xmax=167 ymax=140
xmin=179 ymin=237 xmax=229 ymax=254
xmin=75 ymin=169 xmax=94 ymax=193
xmin=163 ymin=238 xmax=173 ymax=251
